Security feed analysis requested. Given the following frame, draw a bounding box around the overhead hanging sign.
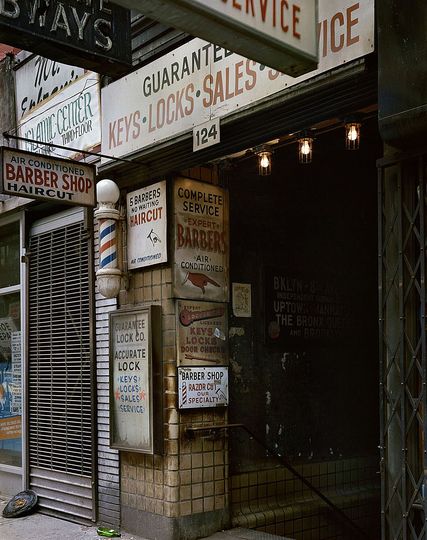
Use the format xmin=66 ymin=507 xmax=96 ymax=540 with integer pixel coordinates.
xmin=127 ymin=180 xmax=168 ymax=269
xmin=0 ymin=0 xmax=131 ymax=75
xmin=0 ymin=147 xmax=96 ymax=207
xmin=109 ymin=0 xmax=318 ymax=77
xmin=102 ymin=0 xmax=374 ymax=162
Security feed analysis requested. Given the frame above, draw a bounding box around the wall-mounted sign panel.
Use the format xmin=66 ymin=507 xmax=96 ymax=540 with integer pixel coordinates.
xmin=17 ymin=72 xmax=100 ymax=161
xmin=0 ymin=147 xmax=96 ymax=207
xmin=108 ymin=0 xmax=318 ymax=77
xmin=178 ymin=366 xmax=229 ymax=409
xmin=15 ymin=55 xmax=85 ymax=121
xmin=173 ymin=178 xmax=229 ymax=302
xmin=264 ymin=268 xmax=349 ymax=344
xmin=102 ymin=0 xmax=374 ymax=162
xmin=0 ymin=0 xmax=131 ymax=75
xmin=110 ymin=306 xmax=162 ymax=454
xmin=127 ymin=181 xmax=168 ymax=269
xmin=177 ymin=299 xmax=228 ymax=366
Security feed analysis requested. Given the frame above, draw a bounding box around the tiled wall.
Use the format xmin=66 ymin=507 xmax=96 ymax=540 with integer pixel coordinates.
xmin=119 ymin=168 xmax=229 ymax=530
xmin=230 ymin=456 xmax=380 ymax=539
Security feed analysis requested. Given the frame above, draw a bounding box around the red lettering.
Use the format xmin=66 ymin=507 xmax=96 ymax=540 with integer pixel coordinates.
xmin=5 ymin=163 xmax=15 ymax=180
xmin=346 ymin=3 xmax=359 ymax=46
xmin=292 ymin=4 xmax=300 ymax=39
xmin=331 ymin=12 xmax=345 ymax=52
xmin=281 ymin=0 xmax=289 ymax=32
xmin=234 ymin=61 xmax=244 ymax=96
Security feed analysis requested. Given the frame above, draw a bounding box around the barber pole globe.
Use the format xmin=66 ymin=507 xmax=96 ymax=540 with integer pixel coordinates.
xmin=99 ymin=218 xmax=117 ymax=270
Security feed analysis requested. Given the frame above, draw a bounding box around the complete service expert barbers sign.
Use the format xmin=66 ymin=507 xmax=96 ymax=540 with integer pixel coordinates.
xmin=0 ymin=147 xmax=95 ymax=206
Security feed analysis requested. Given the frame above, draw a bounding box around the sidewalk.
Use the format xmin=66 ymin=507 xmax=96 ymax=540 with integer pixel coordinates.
xmin=0 ymin=497 xmax=287 ymax=540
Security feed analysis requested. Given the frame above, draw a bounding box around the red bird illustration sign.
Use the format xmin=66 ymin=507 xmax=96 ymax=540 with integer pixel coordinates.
xmin=173 ymin=177 xmax=229 ymax=301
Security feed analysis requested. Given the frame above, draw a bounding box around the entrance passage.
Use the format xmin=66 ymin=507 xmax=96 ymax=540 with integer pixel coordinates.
xmin=28 ymin=208 xmax=95 ymax=523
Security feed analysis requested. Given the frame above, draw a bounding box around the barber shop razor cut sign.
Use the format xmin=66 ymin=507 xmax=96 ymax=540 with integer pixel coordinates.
xmin=0 ymin=0 xmax=131 ymax=75
xmin=0 ymin=147 xmax=96 ymax=207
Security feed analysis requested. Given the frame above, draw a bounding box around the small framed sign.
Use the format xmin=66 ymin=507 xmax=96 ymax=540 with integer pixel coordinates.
xmin=178 ymin=366 xmax=229 ymax=409
xmin=109 ymin=305 xmax=162 ymax=454
xmin=193 ymin=118 xmax=220 ymax=152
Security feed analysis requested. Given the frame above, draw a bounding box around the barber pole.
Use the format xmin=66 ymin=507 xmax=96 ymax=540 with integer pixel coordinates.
xmin=99 ymin=219 xmax=117 ymax=270
xmin=95 ymin=179 xmax=122 ymax=298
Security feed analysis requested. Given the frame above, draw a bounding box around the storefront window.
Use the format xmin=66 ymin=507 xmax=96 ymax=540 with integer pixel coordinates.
xmin=0 ymin=221 xmax=20 ymax=288
xmin=0 ymin=220 xmax=22 ymax=468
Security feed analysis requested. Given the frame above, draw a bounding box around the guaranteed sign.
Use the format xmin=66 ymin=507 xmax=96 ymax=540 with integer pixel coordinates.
xmin=0 ymin=147 xmax=95 ymax=207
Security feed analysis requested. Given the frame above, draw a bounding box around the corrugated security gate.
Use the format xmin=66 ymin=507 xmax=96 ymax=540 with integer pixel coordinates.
xmin=379 ymin=153 xmax=427 ymax=538
xmin=28 ymin=208 xmax=95 ymax=523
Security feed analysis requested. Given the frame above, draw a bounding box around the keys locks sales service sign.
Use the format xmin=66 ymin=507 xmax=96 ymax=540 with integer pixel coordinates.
xmin=102 ymin=0 xmax=374 ymax=162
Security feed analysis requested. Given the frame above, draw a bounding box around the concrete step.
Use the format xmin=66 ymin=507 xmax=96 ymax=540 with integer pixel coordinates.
xmin=202 ymin=528 xmax=293 ymax=540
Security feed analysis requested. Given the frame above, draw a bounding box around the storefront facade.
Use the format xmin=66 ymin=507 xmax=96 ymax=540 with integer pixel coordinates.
xmin=5 ymin=0 xmax=420 ymax=538
xmin=95 ymin=1 xmax=379 ymax=538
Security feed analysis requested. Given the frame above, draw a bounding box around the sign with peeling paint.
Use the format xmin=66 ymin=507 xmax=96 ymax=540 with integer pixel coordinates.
xmin=265 ymin=267 xmax=349 ymax=344
xmin=173 ymin=177 xmax=229 ymax=302
xmin=110 ymin=307 xmax=153 ymax=453
xmin=176 ymin=299 xmax=228 ymax=366
xmin=178 ymin=366 xmax=228 ymax=409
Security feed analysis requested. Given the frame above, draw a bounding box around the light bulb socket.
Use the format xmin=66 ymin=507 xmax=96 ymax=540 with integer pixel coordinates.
xmin=297 ymin=131 xmax=314 ymax=164
xmin=255 ymin=145 xmax=272 ymax=176
xmin=344 ymin=115 xmax=362 ymax=150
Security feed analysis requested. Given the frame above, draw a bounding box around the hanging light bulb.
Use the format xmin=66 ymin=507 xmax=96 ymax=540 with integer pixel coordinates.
xmin=256 ymin=146 xmax=272 ymax=176
xmin=345 ymin=117 xmax=361 ymax=150
xmin=298 ymin=132 xmax=313 ymax=164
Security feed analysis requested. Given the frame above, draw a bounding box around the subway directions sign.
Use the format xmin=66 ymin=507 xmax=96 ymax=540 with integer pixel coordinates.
xmin=0 ymin=147 xmax=95 ymax=206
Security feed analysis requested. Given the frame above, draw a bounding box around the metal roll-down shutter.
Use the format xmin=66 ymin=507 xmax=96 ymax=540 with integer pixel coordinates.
xmin=28 ymin=208 xmax=95 ymax=523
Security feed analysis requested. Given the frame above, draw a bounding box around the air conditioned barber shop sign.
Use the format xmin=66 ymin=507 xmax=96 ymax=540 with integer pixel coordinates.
xmin=0 ymin=147 xmax=95 ymax=206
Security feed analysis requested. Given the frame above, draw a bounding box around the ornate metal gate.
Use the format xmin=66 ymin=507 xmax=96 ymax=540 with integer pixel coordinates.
xmin=379 ymin=153 xmax=427 ymax=539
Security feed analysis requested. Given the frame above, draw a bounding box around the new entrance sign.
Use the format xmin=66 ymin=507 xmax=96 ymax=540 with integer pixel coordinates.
xmin=111 ymin=0 xmax=318 ymax=77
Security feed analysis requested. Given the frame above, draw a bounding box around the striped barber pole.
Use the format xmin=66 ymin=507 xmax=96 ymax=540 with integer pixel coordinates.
xmin=181 ymin=381 xmax=187 ymax=406
xmin=99 ymin=219 xmax=117 ymax=270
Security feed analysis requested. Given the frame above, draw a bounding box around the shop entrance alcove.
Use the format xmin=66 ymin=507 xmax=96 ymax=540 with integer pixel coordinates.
xmin=226 ymin=118 xmax=381 ymax=538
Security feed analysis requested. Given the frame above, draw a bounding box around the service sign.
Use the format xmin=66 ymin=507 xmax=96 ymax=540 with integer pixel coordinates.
xmin=110 ymin=308 xmax=153 ymax=453
xmin=178 ymin=366 xmax=229 ymax=409
xmin=173 ymin=178 xmax=229 ymax=302
xmin=177 ymin=299 xmax=228 ymax=366
xmin=109 ymin=0 xmax=317 ymax=77
xmin=17 ymin=72 xmax=101 ymax=161
xmin=0 ymin=147 xmax=96 ymax=207
xmin=102 ymin=0 xmax=374 ymax=162
xmin=127 ymin=181 xmax=168 ymax=269
xmin=0 ymin=0 xmax=131 ymax=75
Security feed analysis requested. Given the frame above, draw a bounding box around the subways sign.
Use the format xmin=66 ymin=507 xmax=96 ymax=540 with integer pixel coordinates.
xmin=109 ymin=0 xmax=318 ymax=77
xmin=0 ymin=0 xmax=131 ymax=75
xmin=0 ymin=147 xmax=95 ymax=206
xmin=173 ymin=178 xmax=229 ymax=302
